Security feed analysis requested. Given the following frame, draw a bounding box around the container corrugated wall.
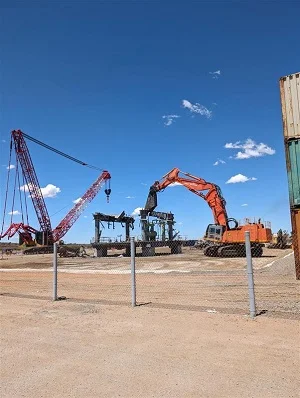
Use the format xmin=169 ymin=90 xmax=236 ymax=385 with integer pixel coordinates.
xmin=290 ymin=209 xmax=300 ymax=279
xmin=279 ymin=72 xmax=300 ymax=139
xmin=286 ymin=140 xmax=300 ymax=206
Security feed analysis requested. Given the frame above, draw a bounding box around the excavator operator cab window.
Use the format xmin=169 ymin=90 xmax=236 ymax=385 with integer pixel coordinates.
xmin=206 ymin=224 xmax=223 ymax=241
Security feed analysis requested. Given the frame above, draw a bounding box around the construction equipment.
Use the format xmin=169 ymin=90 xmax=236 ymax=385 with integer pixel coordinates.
xmin=58 ymin=245 xmax=89 ymax=258
xmin=268 ymin=229 xmax=292 ymax=249
xmin=0 ymin=130 xmax=111 ymax=253
xmin=144 ymin=167 xmax=272 ymax=257
xmin=139 ymin=209 xmax=177 ymax=241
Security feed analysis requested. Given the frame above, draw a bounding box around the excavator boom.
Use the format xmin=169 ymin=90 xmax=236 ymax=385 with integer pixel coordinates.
xmin=145 ymin=167 xmax=229 ymax=228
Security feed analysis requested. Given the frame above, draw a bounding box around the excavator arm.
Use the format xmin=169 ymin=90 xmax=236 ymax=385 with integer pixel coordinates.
xmin=145 ymin=167 xmax=230 ymax=228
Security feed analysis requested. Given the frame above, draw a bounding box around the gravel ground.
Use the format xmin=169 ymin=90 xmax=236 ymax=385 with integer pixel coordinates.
xmin=0 ymin=296 xmax=299 ymax=398
xmin=0 ymin=247 xmax=298 ymax=317
xmin=0 ymin=247 xmax=293 ymax=272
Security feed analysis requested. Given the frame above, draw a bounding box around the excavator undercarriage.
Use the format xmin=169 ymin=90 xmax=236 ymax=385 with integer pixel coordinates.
xmin=203 ymin=242 xmax=263 ymax=258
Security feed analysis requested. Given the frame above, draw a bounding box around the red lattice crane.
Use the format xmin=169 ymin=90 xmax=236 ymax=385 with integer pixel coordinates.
xmin=0 ymin=130 xmax=111 ymax=245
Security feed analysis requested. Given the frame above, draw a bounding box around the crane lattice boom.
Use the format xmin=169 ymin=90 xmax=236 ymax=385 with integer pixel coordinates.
xmin=52 ymin=171 xmax=110 ymax=242
xmin=12 ymin=130 xmax=53 ymax=239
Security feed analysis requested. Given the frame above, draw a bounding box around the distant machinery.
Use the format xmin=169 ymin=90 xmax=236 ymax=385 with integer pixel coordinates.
xmin=91 ymin=209 xmax=185 ymax=257
xmin=139 ymin=209 xmax=179 ymax=242
xmin=93 ymin=211 xmax=135 ymax=243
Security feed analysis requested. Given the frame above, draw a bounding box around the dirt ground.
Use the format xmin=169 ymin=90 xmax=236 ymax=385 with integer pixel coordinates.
xmin=0 ymin=246 xmax=293 ymax=271
xmin=0 ymin=296 xmax=299 ymax=398
xmin=1 ymin=248 xmax=299 ymax=397
xmin=0 ymin=247 xmax=298 ymax=316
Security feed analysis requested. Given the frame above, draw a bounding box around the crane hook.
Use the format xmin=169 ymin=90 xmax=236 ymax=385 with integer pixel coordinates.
xmin=105 ymin=188 xmax=111 ymax=203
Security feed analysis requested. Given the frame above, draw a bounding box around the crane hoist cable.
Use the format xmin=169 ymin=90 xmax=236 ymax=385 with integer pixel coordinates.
xmin=21 ymin=171 xmax=29 ymax=225
xmin=22 ymin=132 xmax=103 ymax=171
xmin=9 ymin=158 xmax=19 ymax=226
xmin=1 ymin=139 xmax=13 ymax=237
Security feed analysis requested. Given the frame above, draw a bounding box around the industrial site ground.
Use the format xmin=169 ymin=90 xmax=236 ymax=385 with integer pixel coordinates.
xmin=1 ymin=246 xmax=299 ymax=397
xmin=0 ymin=246 xmax=298 ymax=316
xmin=0 ymin=295 xmax=299 ymax=398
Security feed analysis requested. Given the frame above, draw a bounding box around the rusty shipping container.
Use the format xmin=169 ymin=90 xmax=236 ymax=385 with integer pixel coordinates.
xmin=279 ymin=72 xmax=300 ymax=139
xmin=285 ymin=139 xmax=300 ymax=207
xmin=290 ymin=208 xmax=300 ymax=280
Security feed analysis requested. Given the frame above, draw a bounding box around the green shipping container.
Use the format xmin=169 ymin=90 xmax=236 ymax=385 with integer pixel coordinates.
xmin=286 ymin=139 xmax=300 ymax=206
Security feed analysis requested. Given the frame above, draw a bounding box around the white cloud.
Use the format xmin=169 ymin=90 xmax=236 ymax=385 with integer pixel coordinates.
xmin=131 ymin=207 xmax=143 ymax=217
xmin=8 ymin=210 xmax=21 ymax=215
xmin=209 ymin=70 xmax=221 ymax=79
xmin=213 ymin=159 xmax=226 ymax=166
xmin=182 ymin=99 xmax=212 ymax=119
xmin=83 ymin=215 xmax=88 ymax=218
xmin=73 ymin=197 xmax=82 ymax=204
xmin=225 ymin=142 xmax=241 ymax=149
xmin=141 ymin=183 xmax=148 ymax=186
xmin=162 ymin=114 xmax=180 ymax=126
xmin=6 ymin=164 xmax=15 ymax=170
xmin=225 ymin=139 xmax=275 ymax=159
xmin=169 ymin=182 xmax=182 ymax=187
xmin=40 ymin=184 xmax=61 ymax=198
xmin=226 ymin=174 xmax=257 ymax=184
xmin=20 ymin=183 xmax=61 ymax=198
xmin=210 ymin=70 xmax=221 ymax=75
xmin=1 ymin=139 xmax=6 ymax=143
xmin=241 ymin=204 xmax=248 ymax=207
xmin=126 ymin=196 xmax=135 ymax=199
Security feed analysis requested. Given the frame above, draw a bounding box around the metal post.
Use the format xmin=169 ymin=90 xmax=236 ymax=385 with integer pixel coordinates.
xmin=53 ymin=242 xmax=58 ymax=301
xmin=125 ymin=222 xmax=130 ymax=241
xmin=130 ymin=237 xmax=136 ymax=307
xmin=245 ymin=231 xmax=256 ymax=318
xmin=94 ymin=217 xmax=100 ymax=243
xmin=168 ymin=220 xmax=174 ymax=241
xmin=140 ymin=209 xmax=148 ymax=241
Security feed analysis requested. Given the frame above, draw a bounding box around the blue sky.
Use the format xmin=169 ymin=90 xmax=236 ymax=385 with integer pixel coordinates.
xmin=1 ymin=1 xmax=299 ymax=243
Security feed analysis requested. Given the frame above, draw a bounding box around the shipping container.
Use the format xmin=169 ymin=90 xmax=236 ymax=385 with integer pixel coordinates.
xmin=290 ymin=208 xmax=300 ymax=279
xmin=285 ymin=139 xmax=300 ymax=206
xmin=279 ymin=72 xmax=300 ymax=139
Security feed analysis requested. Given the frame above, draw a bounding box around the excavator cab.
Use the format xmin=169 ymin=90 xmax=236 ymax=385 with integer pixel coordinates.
xmin=205 ymin=224 xmax=224 ymax=241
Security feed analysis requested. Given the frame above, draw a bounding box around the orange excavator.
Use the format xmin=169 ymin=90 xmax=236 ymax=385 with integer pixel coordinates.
xmin=144 ymin=168 xmax=272 ymax=257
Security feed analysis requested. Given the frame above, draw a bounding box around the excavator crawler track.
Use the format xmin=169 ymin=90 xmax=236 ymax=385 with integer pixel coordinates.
xmin=203 ymin=243 xmax=263 ymax=258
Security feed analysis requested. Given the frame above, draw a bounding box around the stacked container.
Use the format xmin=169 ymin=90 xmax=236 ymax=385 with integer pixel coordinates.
xmin=279 ymin=72 xmax=300 ymax=279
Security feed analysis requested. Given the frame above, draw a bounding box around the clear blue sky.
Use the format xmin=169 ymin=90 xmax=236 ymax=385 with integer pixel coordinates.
xmin=1 ymin=1 xmax=299 ymax=242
